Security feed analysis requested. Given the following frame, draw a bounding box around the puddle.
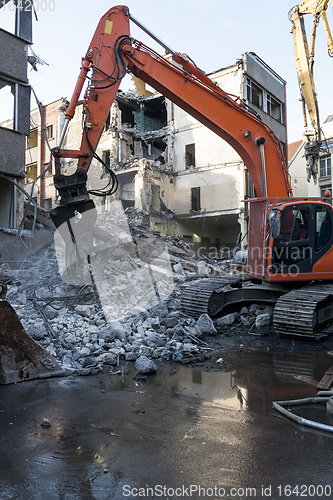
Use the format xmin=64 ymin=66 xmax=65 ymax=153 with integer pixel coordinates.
xmin=102 ymin=348 xmax=333 ymax=416
xmin=1 ymin=347 xmax=333 ymax=499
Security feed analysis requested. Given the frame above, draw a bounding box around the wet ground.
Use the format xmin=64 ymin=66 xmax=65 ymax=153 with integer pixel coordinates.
xmin=1 ymin=347 xmax=333 ymax=500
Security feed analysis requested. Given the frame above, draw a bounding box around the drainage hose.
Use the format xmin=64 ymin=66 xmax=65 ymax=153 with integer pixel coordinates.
xmin=273 ymin=397 xmax=333 ymax=433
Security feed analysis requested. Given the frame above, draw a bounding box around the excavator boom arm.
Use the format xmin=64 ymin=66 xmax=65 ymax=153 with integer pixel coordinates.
xmin=289 ymin=0 xmax=333 ymax=182
xmin=125 ymin=41 xmax=290 ymax=198
xmin=52 ymin=5 xmax=291 ymax=201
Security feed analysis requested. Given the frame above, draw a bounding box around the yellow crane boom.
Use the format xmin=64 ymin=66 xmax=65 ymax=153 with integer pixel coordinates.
xmin=289 ymin=0 xmax=333 ymax=182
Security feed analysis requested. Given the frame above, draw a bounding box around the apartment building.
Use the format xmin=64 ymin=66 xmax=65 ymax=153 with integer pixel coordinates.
xmin=25 ymin=98 xmax=68 ymax=208
xmin=0 ymin=0 xmax=32 ymax=229
xmin=170 ymin=52 xmax=287 ymax=250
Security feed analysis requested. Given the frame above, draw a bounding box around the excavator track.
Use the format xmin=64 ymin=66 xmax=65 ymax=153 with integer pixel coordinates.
xmin=273 ymin=283 xmax=333 ymax=340
xmin=181 ymin=277 xmax=333 ymax=339
xmin=180 ymin=274 xmax=284 ymax=319
xmin=180 ymin=276 xmax=243 ymax=319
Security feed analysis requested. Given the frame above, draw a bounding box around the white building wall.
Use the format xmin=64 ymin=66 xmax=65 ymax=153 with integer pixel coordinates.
xmin=174 ymin=164 xmax=243 ymax=214
xmin=288 ymin=142 xmax=308 ymax=197
xmin=171 ymin=62 xmax=245 ymax=218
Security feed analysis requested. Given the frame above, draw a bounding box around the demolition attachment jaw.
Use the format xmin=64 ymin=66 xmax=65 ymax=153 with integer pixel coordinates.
xmin=304 ymin=139 xmax=320 ymax=183
xmin=49 ymin=167 xmax=114 ymax=286
xmin=49 ymin=169 xmax=97 ymax=261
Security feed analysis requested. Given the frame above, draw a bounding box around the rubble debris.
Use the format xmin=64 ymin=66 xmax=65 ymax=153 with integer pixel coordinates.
xmin=195 ymin=314 xmax=217 ymax=335
xmin=135 ymin=355 xmax=157 ymax=374
xmin=41 ymin=418 xmax=51 ymax=428
xmin=1 ymin=205 xmax=279 ymax=378
xmin=215 ymin=313 xmax=236 ymax=328
xmin=316 ymin=364 xmax=333 ymax=390
xmin=255 ymin=313 xmax=271 ymax=329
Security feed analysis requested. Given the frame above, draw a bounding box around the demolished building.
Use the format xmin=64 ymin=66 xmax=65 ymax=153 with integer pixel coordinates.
xmin=24 ymin=52 xmax=287 ymax=254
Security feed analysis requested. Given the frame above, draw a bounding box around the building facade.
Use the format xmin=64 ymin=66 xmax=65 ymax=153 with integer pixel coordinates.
xmin=25 ymin=98 xmax=68 ymax=207
xmin=0 ymin=0 xmax=32 ymax=229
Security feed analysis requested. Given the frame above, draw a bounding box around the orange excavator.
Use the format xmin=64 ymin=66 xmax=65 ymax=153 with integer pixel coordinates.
xmin=47 ymin=5 xmax=333 ymax=341
xmin=4 ymin=3 xmax=333 ymax=386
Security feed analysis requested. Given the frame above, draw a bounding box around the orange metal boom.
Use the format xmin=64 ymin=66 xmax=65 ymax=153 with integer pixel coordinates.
xmin=52 ymin=5 xmax=292 ymax=200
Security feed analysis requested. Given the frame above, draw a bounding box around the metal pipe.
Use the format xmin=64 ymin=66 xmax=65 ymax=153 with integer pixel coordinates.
xmin=13 ymin=184 xmax=17 ymax=228
xmin=57 ymin=118 xmax=70 ymax=149
xmin=129 ymin=13 xmax=175 ymax=55
xmin=14 ymin=83 xmax=19 ymax=132
xmin=257 ymin=137 xmax=267 ymax=197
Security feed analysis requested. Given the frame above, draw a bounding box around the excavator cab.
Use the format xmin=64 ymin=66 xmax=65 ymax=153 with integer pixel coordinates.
xmin=246 ymin=198 xmax=333 ymax=282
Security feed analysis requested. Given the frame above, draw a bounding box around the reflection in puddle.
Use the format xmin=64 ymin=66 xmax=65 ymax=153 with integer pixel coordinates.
xmin=135 ymin=349 xmax=333 ymax=416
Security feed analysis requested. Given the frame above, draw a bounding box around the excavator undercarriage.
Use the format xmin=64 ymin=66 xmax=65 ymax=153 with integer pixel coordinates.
xmin=181 ymin=277 xmax=333 ymax=340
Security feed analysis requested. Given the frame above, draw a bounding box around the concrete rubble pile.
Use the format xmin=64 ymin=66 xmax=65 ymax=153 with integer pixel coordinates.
xmin=1 ymin=209 xmax=274 ymax=375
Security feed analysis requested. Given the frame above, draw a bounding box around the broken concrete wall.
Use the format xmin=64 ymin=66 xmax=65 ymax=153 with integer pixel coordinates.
xmin=84 ymin=92 xmax=173 ymax=224
xmin=133 ymin=158 xmax=173 ymax=215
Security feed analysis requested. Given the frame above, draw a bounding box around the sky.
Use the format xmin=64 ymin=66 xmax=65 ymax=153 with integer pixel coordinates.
xmin=1 ymin=0 xmax=333 ymax=144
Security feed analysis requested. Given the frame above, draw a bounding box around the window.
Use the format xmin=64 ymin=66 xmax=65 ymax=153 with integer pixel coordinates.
xmin=44 ymin=198 xmax=52 ymax=209
xmin=272 ymin=208 xmax=311 ymax=271
xmin=316 ymin=208 xmax=331 ymax=250
xmin=151 ymin=185 xmax=160 ymax=212
xmin=185 ymin=144 xmax=195 ymax=168
xmin=246 ymin=78 xmax=263 ymax=109
xmin=266 ymin=94 xmax=282 ymax=122
xmin=191 ymin=187 xmax=201 ymax=211
xmin=44 ymin=125 xmax=53 ymax=140
xmin=319 ymin=155 xmax=331 ymax=179
xmin=44 ymin=162 xmax=52 ymax=177
xmin=320 ymin=186 xmax=332 ymax=198
xmin=246 ymin=78 xmax=282 ymax=122
xmin=279 ymin=208 xmax=309 ymax=243
xmin=27 ymin=129 xmax=38 ymax=149
xmin=26 ymin=163 xmax=37 ymax=183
